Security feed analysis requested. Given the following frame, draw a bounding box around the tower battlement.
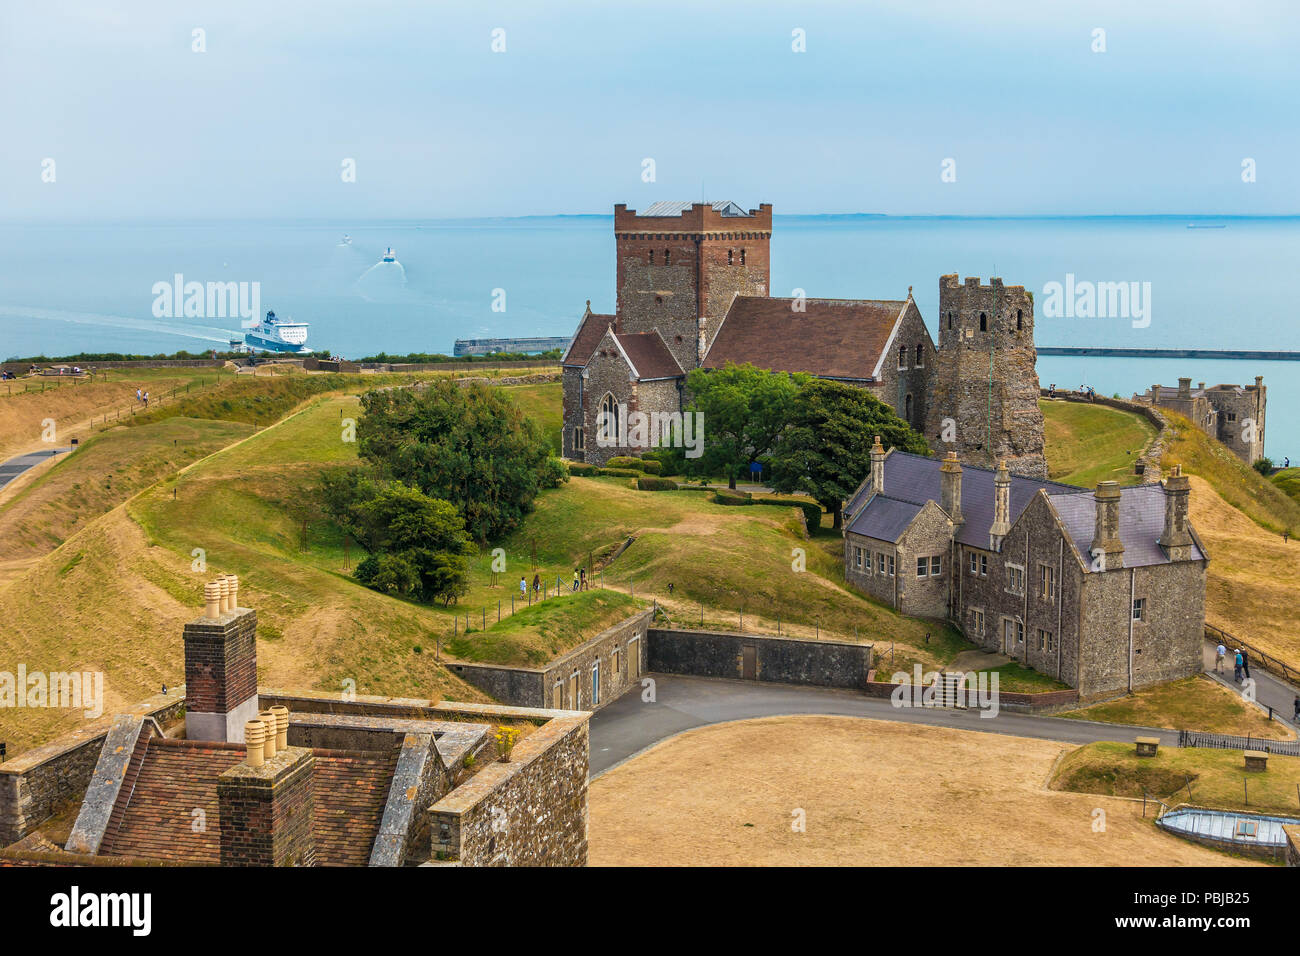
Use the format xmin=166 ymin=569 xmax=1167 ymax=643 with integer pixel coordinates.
xmin=614 ymin=202 xmax=772 ymax=236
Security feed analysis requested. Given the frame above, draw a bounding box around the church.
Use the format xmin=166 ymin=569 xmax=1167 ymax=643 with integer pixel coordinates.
xmin=561 ymin=200 xmax=1047 ymax=478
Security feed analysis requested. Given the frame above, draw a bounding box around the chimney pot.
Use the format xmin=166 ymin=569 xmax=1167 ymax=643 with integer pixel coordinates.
xmin=227 ymin=574 xmax=239 ymax=611
xmin=259 ymin=710 xmax=278 ymax=759
xmin=270 ymin=705 xmax=289 ymax=751
xmin=204 ymin=582 xmax=221 ymax=620
xmin=217 ymin=574 xmax=230 ymax=614
xmin=244 ymin=720 xmax=267 ymax=768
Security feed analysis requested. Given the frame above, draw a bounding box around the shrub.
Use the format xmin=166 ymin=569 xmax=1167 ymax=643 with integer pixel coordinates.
xmin=566 ymin=461 xmax=598 ymax=476
xmin=711 ymin=489 xmax=752 ymax=506
xmin=755 ymin=496 xmax=822 ymax=529
xmin=636 ymin=476 xmax=679 ymax=491
xmin=606 ymin=455 xmax=649 ymax=471
xmin=636 ymin=458 xmax=662 ymax=475
xmin=599 ymin=468 xmax=641 ymax=478
xmin=1253 ymin=457 xmax=1274 ymax=476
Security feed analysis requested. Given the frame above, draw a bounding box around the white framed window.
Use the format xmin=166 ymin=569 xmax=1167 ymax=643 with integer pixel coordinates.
xmin=1132 ymin=598 xmax=1145 ymax=621
xmin=887 ymin=554 xmax=895 ymax=577
xmin=930 ymin=555 xmax=941 ymax=576
xmin=980 ymin=554 xmax=988 ymax=577
xmin=1039 ymin=564 xmax=1055 ymax=601
xmin=969 ymin=551 xmax=978 ymax=575
xmin=854 ymin=546 xmax=863 ymax=569
xmin=917 ymin=557 xmax=928 ymax=578
xmin=972 ymin=608 xmax=985 ymax=636
xmin=877 ymin=552 xmax=886 ymax=575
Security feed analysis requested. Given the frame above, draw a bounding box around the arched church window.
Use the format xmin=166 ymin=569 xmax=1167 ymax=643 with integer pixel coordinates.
xmin=915 ymin=343 xmax=924 ymax=367
xmin=600 ymin=393 xmax=620 ymax=439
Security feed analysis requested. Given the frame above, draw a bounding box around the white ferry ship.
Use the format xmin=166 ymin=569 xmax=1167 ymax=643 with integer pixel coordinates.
xmin=241 ymin=310 xmax=311 ymax=354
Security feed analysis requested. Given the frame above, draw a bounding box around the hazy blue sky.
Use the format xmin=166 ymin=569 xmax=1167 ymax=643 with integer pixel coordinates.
xmin=2 ymin=0 xmax=1297 ymax=219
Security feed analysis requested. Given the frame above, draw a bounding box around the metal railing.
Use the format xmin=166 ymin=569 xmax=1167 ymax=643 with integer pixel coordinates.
xmin=1206 ymin=624 xmax=1300 ymax=686
xmin=1178 ymin=729 xmax=1300 ymax=758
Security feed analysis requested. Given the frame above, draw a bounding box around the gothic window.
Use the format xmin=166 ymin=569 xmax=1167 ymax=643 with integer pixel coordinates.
xmin=600 ymin=392 xmax=620 ymax=439
xmin=979 ymin=312 xmax=987 ymax=332
xmin=898 ymin=345 xmax=907 ymax=369
xmin=573 ymin=426 xmax=585 ymax=451
xmin=915 ymin=343 xmax=924 ymax=367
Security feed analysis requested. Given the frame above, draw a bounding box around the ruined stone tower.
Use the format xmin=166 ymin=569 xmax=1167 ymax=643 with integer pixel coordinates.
xmin=614 ymin=201 xmax=772 ymax=372
xmin=925 ymin=275 xmax=1047 ymax=478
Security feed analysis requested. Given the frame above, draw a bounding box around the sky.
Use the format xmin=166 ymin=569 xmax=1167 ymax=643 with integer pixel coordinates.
xmin=2 ymin=0 xmax=1298 ymax=219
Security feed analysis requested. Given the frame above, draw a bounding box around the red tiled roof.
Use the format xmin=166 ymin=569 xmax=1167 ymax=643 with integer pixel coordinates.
xmin=615 ymin=331 xmax=683 ymax=380
xmin=562 ymin=310 xmax=616 ymax=366
xmin=313 ymin=749 xmax=399 ymax=867
xmin=96 ymin=739 xmax=397 ymax=866
xmin=703 ymin=296 xmax=906 ymax=380
xmin=99 ymin=737 xmax=242 ymax=864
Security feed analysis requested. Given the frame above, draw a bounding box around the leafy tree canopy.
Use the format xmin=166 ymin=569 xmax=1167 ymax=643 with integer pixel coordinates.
xmin=769 ymin=378 xmax=929 ymax=529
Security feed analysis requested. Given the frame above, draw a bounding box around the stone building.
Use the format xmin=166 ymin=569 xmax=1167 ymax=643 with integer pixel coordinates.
xmin=3 ymin=576 xmax=590 ymax=867
xmin=561 ymin=200 xmax=1044 ymax=475
xmin=842 ymin=441 xmax=1208 ymax=698
xmin=1135 ymin=376 xmax=1267 ymax=464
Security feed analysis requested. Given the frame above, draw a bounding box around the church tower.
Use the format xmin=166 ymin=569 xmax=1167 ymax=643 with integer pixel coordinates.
xmin=925 ymin=274 xmax=1047 ymax=479
xmin=613 ymin=201 xmax=771 ymax=372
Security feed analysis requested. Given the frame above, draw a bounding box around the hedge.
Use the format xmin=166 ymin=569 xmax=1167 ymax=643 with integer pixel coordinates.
xmin=711 ymin=490 xmax=753 ymax=506
xmin=754 ymin=497 xmax=823 ymax=529
xmin=636 ymin=476 xmax=679 ymax=491
xmin=599 ymin=468 xmax=642 ymax=478
xmin=567 ymin=462 xmax=599 ymax=476
xmin=605 ymin=456 xmax=661 ymax=473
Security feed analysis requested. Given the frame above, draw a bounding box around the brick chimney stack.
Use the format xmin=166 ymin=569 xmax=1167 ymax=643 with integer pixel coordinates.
xmin=1177 ymin=377 xmax=1192 ymax=398
xmin=217 ymin=707 xmax=316 ymax=867
xmin=184 ymin=577 xmax=259 ymax=743
xmin=1090 ymin=481 xmax=1125 ymax=570
xmin=940 ymin=452 xmax=963 ymax=525
xmin=870 ymin=436 xmax=885 ymax=494
xmin=1158 ymin=464 xmax=1194 ymax=561
xmin=988 ymin=460 xmax=1011 ymax=549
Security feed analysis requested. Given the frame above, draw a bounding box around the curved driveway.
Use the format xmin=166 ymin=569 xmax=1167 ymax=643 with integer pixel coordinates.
xmin=588 ymin=673 xmax=1181 ymax=777
xmin=0 ymin=447 xmax=71 ymax=491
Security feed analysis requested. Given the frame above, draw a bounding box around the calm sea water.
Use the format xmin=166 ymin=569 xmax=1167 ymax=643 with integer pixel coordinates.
xmin=1 ymin=216 xmax=1297 ymax=459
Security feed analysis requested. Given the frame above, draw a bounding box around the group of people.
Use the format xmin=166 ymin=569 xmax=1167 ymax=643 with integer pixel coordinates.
xmin=1215 ymin=642 xmax=1252 ymax=682
xmin=135 ymin=388 xmax=150 ymax=408
xmin=516 ymin=567 xmax=596 ymax=601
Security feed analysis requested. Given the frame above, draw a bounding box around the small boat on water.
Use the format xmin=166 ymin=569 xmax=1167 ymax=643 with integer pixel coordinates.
xmin=382 ymin=247 xmax=397 ymax=263
xmin=1187 ymin=223 xmax=1227 ymax=229
xmin=339 ymin=234 xmax=352 ymax=246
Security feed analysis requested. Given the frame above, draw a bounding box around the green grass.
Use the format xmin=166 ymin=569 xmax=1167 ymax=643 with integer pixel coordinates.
xmin=970 ymin=661 xmax=1069 ymax=693
xmin=444 ymin=589 xmax=644 ymax=665
xmin=1270 ymin=467 xmax=1300 ymax=507
xmin=505 ymin=382 xmax=564 ymax=453
xmin=1053 ymin=740 xmax=1300 ymax=816
xmin=1040 ymin=399 xmax=1156 ymax=487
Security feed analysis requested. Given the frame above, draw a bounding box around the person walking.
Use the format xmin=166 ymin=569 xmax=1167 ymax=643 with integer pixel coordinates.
xmin=532 ymin=573 xmax=541 ymax=599
xmin=579 ymin=568 xmax=587 ymax=591
xmin=1233 ymin=649 xmax=1244 ymax=683
xmin=1240 ymin=649 xmax=1251 ymax=680
xmin=143 ymin=390 xmax=149 ymax=408
xmin=1215 ymin=642 xmax=1226 ymax=673
xmin=1293 ymin=696 xmax=1300 ymax=724
xmin=572 ymin=569 xmax=579 ymax=593
xmin=519 ymin=576 xmax=527 ymax=600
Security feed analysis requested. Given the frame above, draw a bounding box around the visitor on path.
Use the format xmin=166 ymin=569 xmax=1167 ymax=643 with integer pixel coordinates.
xmin=1215 ymin=642 xmax=1226 ymax=673
xmin=1286 ymin=456 xmax=1291 ymax=469
xmin=532 ymin=573 xmax=541 ymax=598
xmin=572 ymin=569 xmax=579 ymax=592
xmin=143 ymin=391 xmax=149 ymax=408
xmin=1233 ymin=649 xmax=1244 ymax=683
xmin=580 ymin=568 xmax=587 ymax=591
xmin=519 ymin=576 xmax=527 ymax=598
xmin=136 ymin=388 xmax=142 ymax=403
xmin=1293 ymin=696 xmax=1300 ymax=724
xmin=1240 ymin=649 xmax=1251 ymax=680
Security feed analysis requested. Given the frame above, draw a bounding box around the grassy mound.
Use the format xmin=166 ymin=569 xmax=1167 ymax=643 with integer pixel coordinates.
xmin=1060 ymin=675 xmax=1291 ymax=738
xmin=1039 ymin=399 xmax=1155 ymax=487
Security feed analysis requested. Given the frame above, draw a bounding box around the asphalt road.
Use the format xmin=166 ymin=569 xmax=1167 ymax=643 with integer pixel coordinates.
xmin=0 ymin=447 xmax=71 ymax=491
xmin=588 ymin=673 xmax=1181 ymax=777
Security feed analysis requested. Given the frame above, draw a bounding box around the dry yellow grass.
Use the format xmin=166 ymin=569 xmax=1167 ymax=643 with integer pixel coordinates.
xmin=588 ymin=715 xmax=1256 ymax=866
xmin=1188 ymin=475 xmax=1300 ymax=666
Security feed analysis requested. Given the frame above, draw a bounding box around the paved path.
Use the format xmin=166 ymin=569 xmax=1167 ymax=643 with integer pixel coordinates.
xmin=1202 ymin=638 xmax=1300 ymax=729
xmin=0 ymin=447 xmax=71 ymax=491
xmin=587 ymin=673 xmax=1178 ymax=777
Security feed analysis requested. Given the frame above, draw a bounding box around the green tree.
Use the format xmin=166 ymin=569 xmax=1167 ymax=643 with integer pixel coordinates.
xmin=319 ymin=471 xmax=476 ymax=605
xmin=769 ymin=379 xmax=929 ymax=530
xmin=356 ymin=379 xmax=565 ymax=541
xmin=684 ymin=363 xmax=807 ymax=489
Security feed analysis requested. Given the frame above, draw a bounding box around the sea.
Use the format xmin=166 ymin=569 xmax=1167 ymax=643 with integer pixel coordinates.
xmin=1 ymin=215 xmax=1297 ymax=461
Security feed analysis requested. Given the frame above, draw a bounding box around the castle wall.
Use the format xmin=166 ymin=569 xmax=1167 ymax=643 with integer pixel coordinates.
xmin=873 ymin=299 xmax=935 ymax=431
xmin=926 ymin=275 xmax=1046 ymax=478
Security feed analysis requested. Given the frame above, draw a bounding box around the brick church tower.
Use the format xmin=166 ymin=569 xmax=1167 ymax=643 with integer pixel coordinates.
xmin=925 ymin=275 xmax=1047 ymax=478
xmin=613 ymin=201 xmax=772 ymax=372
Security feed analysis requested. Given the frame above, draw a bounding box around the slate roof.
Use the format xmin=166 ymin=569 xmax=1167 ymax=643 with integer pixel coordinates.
xmin=96 ymin=737 xmax=398 ymax=866
xmin=561 ymin=310 xmax=616 ymax=366
xmin=639 ymin=200 xmax=750 ymax=217
xmin=703 ymin=296 xmax=907 ymax=380
xmin=853 ymin=451 xmax=1089 ymax=551
xmin=847 ymin=495 xmax=923 ymax=542
xmin=616 ymin=331 xmax=684 ymax=380
xmin=1049 ymin=484 xmax=1206 ymax=568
